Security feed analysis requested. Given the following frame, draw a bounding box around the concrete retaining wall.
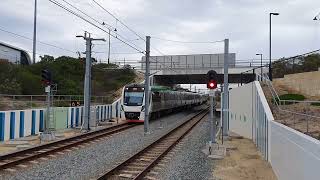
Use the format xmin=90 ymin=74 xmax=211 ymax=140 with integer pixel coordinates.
xmin=229 ymin=81 xmax=320 ymax=180
xmin=274 ymin=70 xmax=320 ymax=97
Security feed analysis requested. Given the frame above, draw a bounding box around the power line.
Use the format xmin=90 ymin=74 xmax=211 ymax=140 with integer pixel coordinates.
xmin=90 ymin=0 xmax=186 ymax=74
xmin=60 ymin=0 xmax=144 ymax=52
xmin=92 ymin=0 xmax=146 ymax=42
xmin=50 ymin=0 xmax=189 ymax=75
xmin=273 ymin=48 xmax=320 ymax=64
xmin=49 ymin=0 xmax=145 ymax=54
xmin=151 ymin=36 xmax=225 ymax=44
xmin=60 ymin=0 xmax=113 ymax=30
xmin=0 ymin=26 xmax=76 ymax=54
xmin=92 ymin=51 xmax=141 ymax=54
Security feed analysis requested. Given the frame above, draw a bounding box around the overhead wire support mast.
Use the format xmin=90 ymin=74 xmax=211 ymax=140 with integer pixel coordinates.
xmin=144 ymin=36 xmax=151 ymax=134
xmin=76 ymin=32 xmax=106 ymax=131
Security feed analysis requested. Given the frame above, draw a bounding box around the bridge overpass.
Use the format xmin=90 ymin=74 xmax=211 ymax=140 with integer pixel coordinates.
xmin=141 ymin=53 xmax=267 ymax=85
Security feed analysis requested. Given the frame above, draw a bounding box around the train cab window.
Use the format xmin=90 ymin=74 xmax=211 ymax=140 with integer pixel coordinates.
xmin=124 ymin=91 xmax=144 ymax=106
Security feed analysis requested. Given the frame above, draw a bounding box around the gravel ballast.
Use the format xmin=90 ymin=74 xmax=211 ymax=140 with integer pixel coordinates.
xmin=0 ymin=109 xmax=202 ymax=180
xmin=154 ymin=115 xmax=215 ymax=180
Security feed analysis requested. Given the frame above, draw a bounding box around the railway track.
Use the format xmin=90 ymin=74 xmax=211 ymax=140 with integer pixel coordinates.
xmin=97 ymin=109 xmax=208 ymax=180
xmin=0 ymin=123 xmax=136 ymax=171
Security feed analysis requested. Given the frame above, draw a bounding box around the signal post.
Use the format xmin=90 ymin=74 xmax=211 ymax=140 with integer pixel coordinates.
xmin=41 ymin=69 xmax=55 ymax=141
xmin=207 ymin=70 xmax=217 ymax=154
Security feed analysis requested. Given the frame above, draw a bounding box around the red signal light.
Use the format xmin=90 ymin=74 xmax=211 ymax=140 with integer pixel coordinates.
xmin=207 ymin=80 xmax=217 ymax=89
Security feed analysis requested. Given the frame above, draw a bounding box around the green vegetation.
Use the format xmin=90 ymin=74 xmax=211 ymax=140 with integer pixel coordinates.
xmin=272 ymin=93 xmax=306 ymax=105
xmin=0 ymin=56 xmax=136 ymax=100
xmin=311 ymin=101 xmax=320 ymax=106
xmin=273 ymin=53 xmax=320 ymax=78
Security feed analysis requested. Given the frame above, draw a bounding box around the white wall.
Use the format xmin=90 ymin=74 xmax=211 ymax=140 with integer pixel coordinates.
xmin=229 ymin=81 xmax=320 ymax=180
xmin=270 ymin=121 xmax=320 ymax=180
xmin=229 ymin=83 xmax=253 ymax=139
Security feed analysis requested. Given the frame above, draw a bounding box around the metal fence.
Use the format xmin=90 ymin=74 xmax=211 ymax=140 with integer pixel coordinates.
xmin=257 ymin=74 xmax=320 ymax=139
xmin=0 ymin=94 xmax=111 ymax=110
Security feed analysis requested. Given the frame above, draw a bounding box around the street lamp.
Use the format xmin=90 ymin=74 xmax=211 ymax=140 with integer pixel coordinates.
xmin=256 ymin=53 xmax=263 ymax=75
xmin=269 ymin=12 xmax=279 ymax=81
xmin=32 ymin=0 xmax=37 ymax=64
xmin=102 ymin=22 xmax=117 ymax=64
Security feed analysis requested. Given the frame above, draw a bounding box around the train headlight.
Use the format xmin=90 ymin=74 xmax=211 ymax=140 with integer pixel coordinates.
xmin=141 ymin=105 xmax=145 ymax=112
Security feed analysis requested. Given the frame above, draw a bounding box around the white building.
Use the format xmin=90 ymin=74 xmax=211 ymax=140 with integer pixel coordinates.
xmin=0 ymin=42 xmax=32 ymax=65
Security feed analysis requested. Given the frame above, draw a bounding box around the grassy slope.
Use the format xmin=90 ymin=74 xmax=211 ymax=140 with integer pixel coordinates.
xmin=0 ymin=56 xmax=136 ymax=102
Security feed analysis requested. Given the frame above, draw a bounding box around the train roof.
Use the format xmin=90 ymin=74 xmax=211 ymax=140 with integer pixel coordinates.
xmin=125 ymin=83 xmax=144 ymax=88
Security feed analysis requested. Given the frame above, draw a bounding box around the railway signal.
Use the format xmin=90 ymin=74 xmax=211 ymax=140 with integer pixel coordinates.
xmin=41 ymin=69 xmax=52 ymax=85
xmin=207 ymin=70 xmax=217 ymax=89
xmin=207 ymin=70 xmax=217 ymax=153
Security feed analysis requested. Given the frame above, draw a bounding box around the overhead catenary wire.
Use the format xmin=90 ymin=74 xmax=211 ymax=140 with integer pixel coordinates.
xmin=60 ymin=0 xmax=113 ymax=29
xmin=92 ymin=0 xmax=146 ymax=42
xmin=48 ymin=0 xmax=145 ymax=54
xmin=0 ymin=26 xmax=76 ymax=54
xmin=272 ymin=48 xmax=320 ymax=64
xmin=58 ymin=0 xmax=144 ymax=52
xmin=49 ymin=0 xmax=195 ymax=74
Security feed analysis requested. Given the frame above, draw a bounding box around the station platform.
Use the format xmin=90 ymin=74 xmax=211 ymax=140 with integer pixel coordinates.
xmin=0 ymin=119 xmax=124 ymax=155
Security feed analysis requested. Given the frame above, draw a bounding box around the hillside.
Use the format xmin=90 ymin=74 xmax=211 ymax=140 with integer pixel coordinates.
xmin=0 ymin=55 xmax=139 ymax=109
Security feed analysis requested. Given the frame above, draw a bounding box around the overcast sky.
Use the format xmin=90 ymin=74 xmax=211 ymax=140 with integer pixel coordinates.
xmin=0 ymin=0 xmax=320 ymax=65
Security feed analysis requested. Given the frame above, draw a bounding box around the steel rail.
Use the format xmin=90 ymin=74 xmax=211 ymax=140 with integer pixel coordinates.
xmin=97 ymin=108 xmax=208 ymax=180
xmin=0 ymin=123 xmax=135 ymax=170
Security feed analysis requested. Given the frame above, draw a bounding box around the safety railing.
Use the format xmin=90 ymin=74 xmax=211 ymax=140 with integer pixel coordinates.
xmin=257 ymin=74 xmax=320 ymax=139
xmin=0 ymin=94 xmax=111 ymax=110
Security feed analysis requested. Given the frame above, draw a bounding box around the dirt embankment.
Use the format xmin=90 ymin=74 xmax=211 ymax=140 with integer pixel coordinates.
xmin=261 ymin=82 xmax=320 ymax=140
xmin=214 ymin=134 xmax=277 ymax=180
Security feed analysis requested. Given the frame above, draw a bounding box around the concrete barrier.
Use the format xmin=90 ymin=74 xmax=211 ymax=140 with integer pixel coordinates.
xmin=0 ymin=109 xmax=44 ymax=141
xmin=229 ymin=81 xmax=320 ymax=180
xmin=0 ymin=98 xmax=123 ymax=141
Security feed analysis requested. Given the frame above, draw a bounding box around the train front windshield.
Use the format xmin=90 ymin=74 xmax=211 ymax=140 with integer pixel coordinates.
xmin=124 ymin=91 xmax=144 ymax=106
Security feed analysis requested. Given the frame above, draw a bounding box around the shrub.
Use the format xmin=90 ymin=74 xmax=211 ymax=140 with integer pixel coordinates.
xmin=272 ymin=94 xmax=306 ymax=105
xmin=311 ymin=101 xmax=320 ymax=106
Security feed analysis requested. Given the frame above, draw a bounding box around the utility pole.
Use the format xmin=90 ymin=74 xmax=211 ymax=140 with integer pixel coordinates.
xmin=144 ymin=36 xmax=151 ymax=134
xmin=32 ymin=0 xmax=37 ymax=64
xmin=77 ymin=32 xmax=105 ymax=131
xmin=108 ymin=29 xmax=111 ymax=64
xmin=222 ymin=39 xmax=229 ymax=136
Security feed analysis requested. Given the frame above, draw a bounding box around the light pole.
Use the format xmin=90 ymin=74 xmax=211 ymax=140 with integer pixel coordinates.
xmin=32 ymin=0 xmax=37 ymax=64
xmin=269 ymin=12 xmax=279 ymax=81
xmin=102 ymin=22 xmax=117 ymax=64
xmin=256 ymin=53 xmax=263 ymax=75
